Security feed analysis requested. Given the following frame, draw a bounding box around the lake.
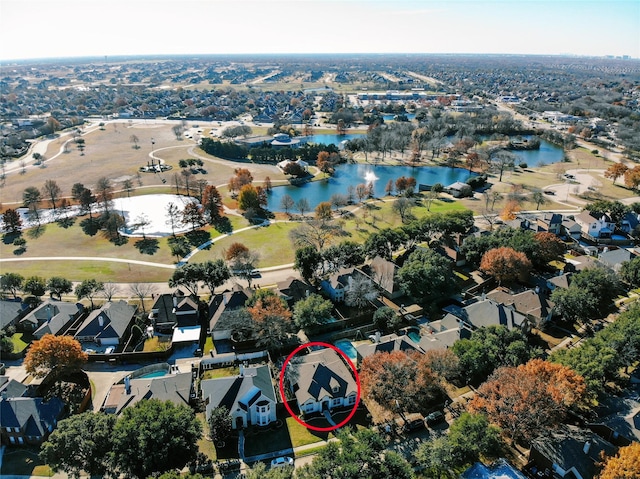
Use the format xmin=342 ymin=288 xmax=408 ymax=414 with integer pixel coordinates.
xmin=307 ymin=133 xmax=564 ymax=167
xmin=267 ymin=163 xmax=476 ymax=211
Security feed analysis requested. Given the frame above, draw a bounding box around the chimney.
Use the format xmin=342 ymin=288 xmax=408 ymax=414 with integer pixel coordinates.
xmin=173 ymin=296 xmax=178 ymax=308
xmin=583 ymin=441 xmax=591 ymax=455
xmin=124 ymin=375 xmax=131 ymax=395
xmin=535 ymin=286 xmax=540 ymax=294
xmin=98 ymin=314 xmax=104 ymax=327
xmin=46 ymin=305 xmax=52 ymax=323
xmin=375 ymin=331 xmax=381 ymax=343
xmin=239 ymin=364 xmax=244 ymax=377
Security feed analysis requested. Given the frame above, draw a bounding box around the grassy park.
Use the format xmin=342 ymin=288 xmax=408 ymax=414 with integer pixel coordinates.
xmin=2 ymin=121 xmax=636 ymax=283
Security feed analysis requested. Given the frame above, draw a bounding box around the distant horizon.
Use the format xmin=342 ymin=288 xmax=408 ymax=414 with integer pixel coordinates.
xmin=2 ymin=51 xmax=638 ymax=65
xmin=1 ymin=0 xmax=638 ymax=62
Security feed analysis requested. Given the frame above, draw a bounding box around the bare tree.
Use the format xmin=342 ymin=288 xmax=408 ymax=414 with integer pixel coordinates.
xmin=345 ymin=275 xmax=377 ymax=308
xmin=296 ymin=198 xmax=310 ymax=217
xmin=128 ymin=283 xmax=157 ymax=313
xmin=165 ymin=202 xmax=181 ymax=237
xmin=101 ymin=282 xmax=120 ymax=301
xmin=122 ymin=179 xmax=134 ymax=198
xmin=42 ymin=179 xmax=62 ymax=211
xmin=392 ymin=197 xmax=414 ymax=222
xmin=130 ymin=134 xmax=140 ymax=149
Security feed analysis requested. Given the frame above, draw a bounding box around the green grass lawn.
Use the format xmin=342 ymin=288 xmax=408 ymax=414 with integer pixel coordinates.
xmin=243 ymin=422 xmax=293 ymax=457
xmin=201 ymin=366 xmax=240 ymax=380
xmin=10 ymin=332 xmax=29 ymax=353
xmin=142 ymin=336 xmax=171 ymax=352
xmin=286 ymin=416 xmax=332 ymax=447
xmin=2 ymin=189 xmax=472 ymax=283
xmin=0 ymin=446 xmax=53 ymax=477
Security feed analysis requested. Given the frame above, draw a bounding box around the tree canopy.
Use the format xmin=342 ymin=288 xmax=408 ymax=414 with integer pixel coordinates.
xmin=293 ymin=293 xmax=334 ymax=330
xmin=452 ymin=325 xmax=538 ymax=386
xmin=24 ymin=334 xmax=88 ymax=378
xmin=296 ymin=429 xmax=414 ymax=479
xmin=597 ymin=442 xmax=640 ymax=479
xmin=360 ymin=350 xmax=443 ymax=422
xmin=40 ymin=412 xmax=116 ymax=479
xmin=396 ymin=247 xmax=458 ymax=305
xmin=469 ymin=359 xmax=588 ymax=443
xmin=111 ymin=399 xmax=202 ymax=478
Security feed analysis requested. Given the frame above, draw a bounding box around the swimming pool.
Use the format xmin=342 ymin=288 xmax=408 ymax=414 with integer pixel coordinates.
xmin=406 ymin=328 xmax=421 ymax=343
xmin=462 ymin=460 xmax=527 ymax=479
xmin=334 ymin=339 xmax=358 ymax=362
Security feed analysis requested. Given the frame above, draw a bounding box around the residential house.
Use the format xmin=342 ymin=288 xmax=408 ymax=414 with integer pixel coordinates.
xmin=150 ymin=290 xmax=199 ymax=334
xmin=529 ymin=425 xmax=617 ymax=479
xmin=598 ymin=248 xmax=634 ymax=272
xmin=486 ymin=288 xmax=555 ymax=326
xmin=561 ymin=216 xmax=582 ymax=240
xmin=74 ymin=300 xmax=137 ymax=347
xmin=564 ymin=255 xmax=602 ymax=273
xmin=575 ymin=211 xmax=615 ymax=239
xmin=0 ymin=396 xmax=65 ymax=446
xmin=547 ymin=272 xmax=573 ymax=291
xmin=456 ymin=298 xmax=531 ymax=332
xmin=362 ymin=256 xmax=403 ymax=299
xmin=356 ymin=333 xmax=419 ymax=362
xmin=201 ymin=364 xmax=276 ymax=429
xmin=0 ymin=376 xmax=28 ymax=399
xmin=208 ymin=288 xmax=251 ymax=342
xmin=537 ymin=213 xmax=563 ymax=235
xmin=0 ymin=300 xmax=24 ymax=332
xmin=620 ymin=211 xmax=640 ymax=236
xmin=290 ymin=348 xmax=357 ymax=415
xmin=102 ymin=371 xmax=194 ymax=415
xmin=19 ymin=300 xmax=84 ymax=338
xmin=277 ymin=276 xmax=314 ymax=308
xmin=320 ymin=267 xmax=365 ymax=303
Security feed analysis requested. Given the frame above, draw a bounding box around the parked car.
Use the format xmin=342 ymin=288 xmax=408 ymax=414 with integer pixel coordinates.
xmin=544 ymin=190 xmax=555 ymax=195
xmin=425 ymin=411 xmax=445 ymax=426
xmin=271 ymin=456 xmax=294 ymax=468
xmin=403 ymin=418 xmax=425 ymax=432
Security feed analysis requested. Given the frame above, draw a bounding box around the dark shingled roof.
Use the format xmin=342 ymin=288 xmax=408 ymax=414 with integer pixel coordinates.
xmin=0 ymin=397 xmax=64 ymax=437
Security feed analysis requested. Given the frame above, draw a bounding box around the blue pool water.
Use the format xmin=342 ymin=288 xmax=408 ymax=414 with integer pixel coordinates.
xmin=138 ymin=370 xmax=168 ymax=379
xmin=407 ymin=331 xmax=421 ymax=343
xmin=462 ymin=461 xmax=527 ymax=479
xmin=334 ymin=339 xmax=358 ymax=362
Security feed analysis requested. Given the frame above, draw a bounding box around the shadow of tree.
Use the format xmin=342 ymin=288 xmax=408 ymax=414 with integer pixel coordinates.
xmin=214 ymin=217 xmax=233 ymax=234
xmin=3 ymin=232 xmax=20 ymax=245
xmin=80 ymin=218 xmax=99 ymax=236
xmin=186 ymin=229 xmax=211 ymax=248
xmin=27 ymin=225 xmax=46 ymax=239
xmin=57 ymin=217 xmax=76 ymax=229
xmin=134 ymin=238 xmax=159 ymax=255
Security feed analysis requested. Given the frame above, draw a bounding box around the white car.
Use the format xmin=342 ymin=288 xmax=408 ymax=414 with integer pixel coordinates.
xmin=271 ymin=456 xmax=294 ymax=468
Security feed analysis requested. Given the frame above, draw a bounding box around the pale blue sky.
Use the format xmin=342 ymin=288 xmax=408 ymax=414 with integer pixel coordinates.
xmin=1 ymin=0 xmax=638 ymax=61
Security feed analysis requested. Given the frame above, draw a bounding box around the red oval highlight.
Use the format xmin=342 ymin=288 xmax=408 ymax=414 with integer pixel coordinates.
xmin=279 ymin=341 xmax=361 ymax=432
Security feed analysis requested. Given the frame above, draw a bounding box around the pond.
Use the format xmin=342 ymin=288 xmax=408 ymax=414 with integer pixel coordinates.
xmin=266 ymin=163 xmax=476 ymax=211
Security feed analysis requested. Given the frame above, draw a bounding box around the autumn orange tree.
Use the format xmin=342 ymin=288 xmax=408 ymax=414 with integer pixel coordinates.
xmin=246 ymin=289 xmax=293 ymax=352
xmin=532 ymin=232 xmax=566 ymax=267
xmin=480 ymin=246 xmax=532 ymax=285
xmin=624 ymin=166 xmax=640 ymax=190
xmin=604 ymin=163 xmax=628 ymax=185
xmin=360 ymin=350 xmax=443 ymax=423
xmin=598 ymin=442 xmax=640 ymax=479
xmin=225 ymin=242 xmax=250 ymax=261
xmin=24 ymin=334 xmax=88 ymax=379
xmin=469 ymin=359 xmax=588 ymax=444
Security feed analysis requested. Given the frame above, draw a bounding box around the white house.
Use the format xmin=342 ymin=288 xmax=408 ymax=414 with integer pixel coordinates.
xmin=289 ymin=348 xmax=357 ymax=416
xmin=574 ymin=211 xmax=615 ymax=239
xmin=201 ymin=364 xmax=276 ymax=429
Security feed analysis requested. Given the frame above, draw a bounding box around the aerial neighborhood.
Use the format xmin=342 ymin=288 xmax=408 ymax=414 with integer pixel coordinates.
xmin=1 ymin=53 xmax=640 ymax=479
